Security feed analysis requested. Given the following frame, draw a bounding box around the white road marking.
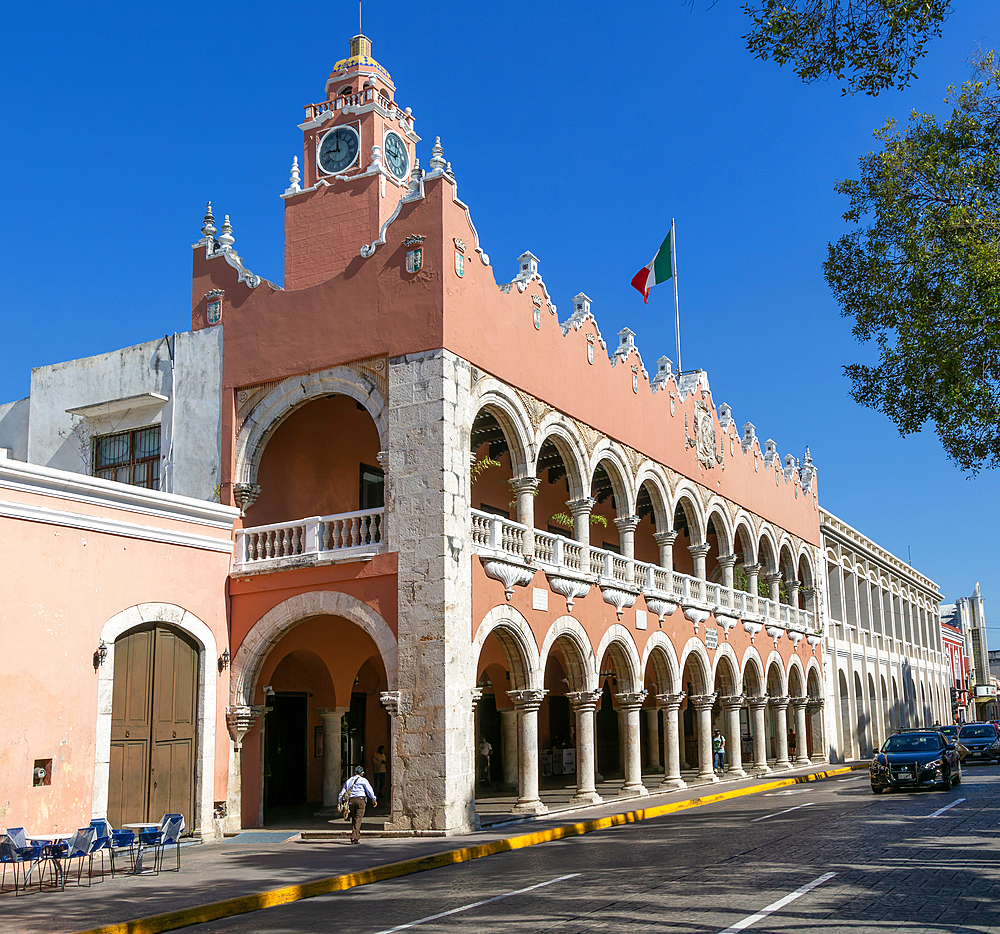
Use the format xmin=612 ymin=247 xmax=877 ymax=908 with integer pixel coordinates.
xmin=751 ymin=802 xmax=814 ymax=822
xmin=369 ymin=873 xmax=581 ymax=934
xmin=926 ymin=797 xmax=965 ymax=818
xmin=716 ymin=871 xmax=837 ymax=933
xmin=762 ymin=789 xmax=804 ymax=797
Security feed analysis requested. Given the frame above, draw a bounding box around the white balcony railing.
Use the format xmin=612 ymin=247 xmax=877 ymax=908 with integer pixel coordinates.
xmin=470 ymin=509 xmax=816 ymax=632
xmin=235 ymin=508 xmax=385 ymax=570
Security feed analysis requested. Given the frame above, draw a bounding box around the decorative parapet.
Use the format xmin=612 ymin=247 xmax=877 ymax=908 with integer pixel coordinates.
xmin=500 ymin=251 xmax=556 ymax=317
xmin=650 ymin=356 xmax=674 ymax=394
xmin=192 ymin=203 xmax=271 ymax=290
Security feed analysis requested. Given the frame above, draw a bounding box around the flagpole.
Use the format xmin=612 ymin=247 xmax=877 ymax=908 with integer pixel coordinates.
xmin=671 ymin=217 xmax=681 ymax=372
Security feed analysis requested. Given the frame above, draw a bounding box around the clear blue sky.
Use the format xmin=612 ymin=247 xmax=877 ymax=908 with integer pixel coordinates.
xmin=1 ymin=2 xmax=996 ymax=634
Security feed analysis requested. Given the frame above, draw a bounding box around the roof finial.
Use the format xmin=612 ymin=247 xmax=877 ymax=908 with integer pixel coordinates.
xmin=201 ymin=202 xmax=216 ymax=238
xmin=218 ymin=215 xmax=235 ymax=249
xmin=429 ymin=137 xmax=446 ymax=170
xmin=285 ymin=156 xmax=301 ymax=195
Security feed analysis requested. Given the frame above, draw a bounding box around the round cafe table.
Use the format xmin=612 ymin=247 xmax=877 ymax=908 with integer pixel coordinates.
xmin=123 ymin=823 xmax=161 ymax=874
xmin=24 ymin=833 xmax=74 ymax=888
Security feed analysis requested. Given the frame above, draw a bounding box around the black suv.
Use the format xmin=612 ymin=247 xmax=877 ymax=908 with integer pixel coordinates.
xmin=869 ymin=729 xmax=961 ymax=793
xmin=958 ymin=722 xmax=1000 ymax=763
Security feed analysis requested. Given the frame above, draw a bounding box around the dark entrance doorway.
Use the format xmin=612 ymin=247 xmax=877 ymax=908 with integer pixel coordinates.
xmin=476 ymin=694 xmax=502 ymax=786
xmin=264 ymin=693 xmax=308 ymax=809
xmin=344 ymin=692 xmax=367 ymax=777
xmin=596 ymin=682 xmax=620 ymax=777
xmin=109 ymin=626 xmax=198 ymax=828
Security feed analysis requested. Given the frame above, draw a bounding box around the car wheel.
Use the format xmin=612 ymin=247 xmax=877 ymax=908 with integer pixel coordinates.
xmin=871 ymin=784 xmax=883 ymax=794
xmin=953 ymin=768 xmax=961 ymax=786
xmin=939 ymin=768 xmax=952 ymax=791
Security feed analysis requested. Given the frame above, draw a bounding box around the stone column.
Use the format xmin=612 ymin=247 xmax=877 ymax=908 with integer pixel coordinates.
xmin=614 ymin=515 xmax=640 ymax=583
xmin=615 ymin=692 xmax=649 ymax=796
xmin=657 ymin=693 xmax=687 ymax=789
xmin=721 ymin=694 xmax=747 ymax=777
xmin=224 ymin=705 xmax=265 ymax=834
xmin=801 ymin=587 xmax=816 ymax=616
xmin=316 ymin=706 xmax=350 ymax=807
xmin=691 ymin=693 xmax=719 ymax=782
xmin=645 ymin=705 xmax=662 ymax=773
xmin=653 ymin=530 xmax=677 ymax=573
xmin=508 ymin=689 xmax=548 ymax=814
xmin=792 ymin=697 xmax=811 ymax=766
xmin=770 ymin=695 xmax=792 ymax=769
xmin=744 ymin=563 xmax=762 ymax=597
xmin=568 ymin=690 xmax=602 ymax=805
xmin=764 ymin=572 xmax=783 ymax=604
xmin=807 ymin=698 xmax=827 ymax=762
xmin=379 ymin=692 xmax=401 ymax=819
xmin=470 ymin=687 xmax=484 ymax=780
xmin=747 ymin=696 xmax=770 ymax=773
xmin=500 ymin=708 xmax=518 ymax=785
xmin=509 ymin=476 xmax=541 ymax=559
xmin=717 ymin=554 xmax=737 ymax=592
xmin=688 ymin=543 xmax=711 ymax=581
xmin=567 ymin=496 xmax=596 ymax=572
xmin=788 ymin=579 xmax=801 ymax=609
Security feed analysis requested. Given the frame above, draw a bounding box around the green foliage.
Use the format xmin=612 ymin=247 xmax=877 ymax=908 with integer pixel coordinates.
xmin=733 ymin=563 xmax=790 ymax=602
xmin=471 ymin=454 xmax=502 ymax=483
xmin=548 ymin=512 xmax=609 ymax=530
xmin=825 ymin=52 xmax=1000 ymax=472
xmin=742 ymin=0 xmax=952 ymax=96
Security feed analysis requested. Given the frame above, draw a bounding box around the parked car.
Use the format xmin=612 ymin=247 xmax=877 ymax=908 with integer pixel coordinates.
xmin=957 ymin=722 xmax=1000 ymax=763
xmin=869 ymin=729 xmax=961 ymax=793
xmin=937 ymin=724 xmax=960 ymax=743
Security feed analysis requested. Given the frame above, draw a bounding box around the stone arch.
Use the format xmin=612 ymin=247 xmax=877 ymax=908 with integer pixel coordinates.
xmin=678 ymin=637 xmax=712 ymax=694
xmin=787 ymin=656 xmax=806 ymax=697
xmin=778 ymin=540 xmax=797 ymax=584
xmin=588 ymin=442 xmax=637 ymax=516
xmin=231 ymin=591 xmax=398 ymax=707
xmin=733 ymin=514 xmax=758 ymax=565
xmin=705 ymin=501 xmax=734 ymax=556
xmin=757 ymin=526 xmax=779 ymax=574
xmin=473 ymin=604 xmax=542 ymax=692
xmin=712 ymin=644 xmax=741 ymax=695
xmin=805 ymin=659 xmax=823 ymax=697
xmin=797 ymin=548 xmax=816 ymax=592
xmin=633 ymin=464 xmax=671 ymax=533
xmin=640 ymin=631 xmax=681 ymax=695
xmin=672 ymin=484 xmax=706 ymax=543
xmin=764 ymin=652 xmax=787 ymax=695
xmin=538 ymin=616 xmax=597 ymax=693
xmin=234 ymin=365 xmax=388 ymax=487
xmin=533 ymin=416 xmax=590 ymax=501
xmin=467 ymin=380 xmax=535 ymax=478
xmin=738 ymin=647 xmax=764 ymax=694
xmin=594 ymin=624 xmax=642 ymax=693
xmin=94 ymin=604 xmax=218 ymax=835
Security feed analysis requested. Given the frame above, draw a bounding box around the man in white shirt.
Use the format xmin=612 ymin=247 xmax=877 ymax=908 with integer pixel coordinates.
xmin=339 ymin=765 xmax=377 ymax=844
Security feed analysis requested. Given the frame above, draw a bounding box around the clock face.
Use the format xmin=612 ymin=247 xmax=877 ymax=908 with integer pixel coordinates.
xmin=383 ymin=132 xmax=409 ymax=180
xmin=318 ymin=126 xmax=360 ymax=174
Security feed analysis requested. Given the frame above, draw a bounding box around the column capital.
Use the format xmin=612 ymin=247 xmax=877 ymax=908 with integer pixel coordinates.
xmin=768 ymin=694 xmax=790 ymax=710
xmin=790 ymin=695 xmax=810 ymax=710
xmin=716 ymin=553 xmax=738 ymax=570
xmin=653 ymin=530 xmax=678 ymax=547
xmin=763 ymin=572 xmax=783 ymax=585
xmin=787 ymin=579 xmax=801 ymax=590
xmin=376 ymin=450 xmax=390 ymax=470
xmin=690 ymin=692 xmax=718 ymax=711
xmin=507 ymin=688 xmax=547 ymax=712
xmin=614 ymin=690 xmax=648 ymax=710
xmin=720 ymin=693 xmax=745 ymax=710
xmin=380 ymin=690 xmax=404 ymax=716
xmin=316 ymin=706 xmax=350 ymax=718
xmin=743 ymin=563 xmax=762 ymax=575
xmin=614 ymin=515 xmax=640 ymax=535
xmin=800 ymin=586 xmax=816 ymax=598
xmin=567 ymin=689 xmax=603 ymax=711
xmin=226 ymin=704 xmax=266 ymax=750
xmin=471 ymin=687 xmax=485 ymax=708
xmin=747 ymin=694 xmax=769 ymax=711
xmin=509 ymin=475 xmax=541 ymax=495
xmin=566 ymin=496 xmax=596 ymax=517
xmin=232 ymin=482 xmax=261 ymax=517
xmin=806 ymin=696 xmax=825 ymax=710
xmin=656 ymin=691 xmax=686 ymax=710
xmin=687 ymin=542 xmax=711 ymax=559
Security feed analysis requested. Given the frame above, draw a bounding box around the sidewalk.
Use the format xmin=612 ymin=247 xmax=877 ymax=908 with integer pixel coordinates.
xmin=0 ymin=761 xmax=862 ymax=934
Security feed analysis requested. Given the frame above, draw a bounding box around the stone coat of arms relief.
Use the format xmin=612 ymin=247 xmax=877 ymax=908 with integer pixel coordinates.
xmin=686 ymin=400 xmax=724 ymax=469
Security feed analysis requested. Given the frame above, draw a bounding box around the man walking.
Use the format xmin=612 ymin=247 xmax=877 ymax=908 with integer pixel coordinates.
xmin=339 ymin=765 xmax=377 ymax=844
xmin=713 ymin=729 xmax=726 ymax=773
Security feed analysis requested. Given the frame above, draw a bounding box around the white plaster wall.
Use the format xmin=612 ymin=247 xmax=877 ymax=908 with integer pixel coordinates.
xmin=0 ymin=397 xmax=29 ymax=460
xmin=20 ymin=327 xmax=222 ymax=500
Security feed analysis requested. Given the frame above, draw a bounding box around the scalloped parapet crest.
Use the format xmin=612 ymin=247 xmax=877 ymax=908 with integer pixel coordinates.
xmin=611 ymin=328 xmax=648 ymax=381
xmin=499 ymin=251 xmax=555 ymax=315
xmin=192 ymin=205 xmax=275 ymax=290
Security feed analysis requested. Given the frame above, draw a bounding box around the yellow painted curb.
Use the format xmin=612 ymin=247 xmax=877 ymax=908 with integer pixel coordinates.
xmin=73 ymin=766 xmax=858 ymax=934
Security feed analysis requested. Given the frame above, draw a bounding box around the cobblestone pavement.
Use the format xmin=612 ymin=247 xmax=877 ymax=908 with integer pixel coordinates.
xmin=190 ymin=768 xmax=1000 ymax=933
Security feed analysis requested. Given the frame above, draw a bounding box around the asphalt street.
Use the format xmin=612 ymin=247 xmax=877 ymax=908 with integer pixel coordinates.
xmin=188 ymin=767 xmax=1000 ymax=934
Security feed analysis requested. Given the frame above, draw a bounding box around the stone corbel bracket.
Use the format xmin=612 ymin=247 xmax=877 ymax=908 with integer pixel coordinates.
xmin=547 ymin=575 xmax=591 ymax=612
xmin=806 ymin=634 xmax=822 ymax=654
xmin=683 ymin=605 xmax=711 ymax=633
xmin=786 ymin=629 xmax=804 ymax=651
xmin=714 ymin=613 xmax=739 ymax=639
xmin=481 ymin=556 xmax=535 ymax=600
xmin=742 ymin=620 xmax=763 ymax=644
xmin=601 ymin=586 xmax=638 ymax=620
xmin=644 ymin=595 xmax=678 ymax=624
xmin=765 ymin=625 xmax=784 ymax=648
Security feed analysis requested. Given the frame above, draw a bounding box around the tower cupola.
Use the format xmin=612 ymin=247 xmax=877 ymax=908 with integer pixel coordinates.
xmin=326 ymin=34 xmax=394 ymax=98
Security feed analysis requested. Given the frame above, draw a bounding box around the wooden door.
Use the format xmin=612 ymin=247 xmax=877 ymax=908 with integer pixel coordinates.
xmin=108 ymin=626 xmax=198 ymax=827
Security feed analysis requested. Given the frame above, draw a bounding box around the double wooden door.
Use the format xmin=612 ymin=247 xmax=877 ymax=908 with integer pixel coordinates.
xmin=108 ymin=626 xmax=198 ymax=828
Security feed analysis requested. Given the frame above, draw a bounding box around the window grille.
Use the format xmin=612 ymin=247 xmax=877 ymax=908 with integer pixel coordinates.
xmin=94 ymin=426 xmax=161 ymax=489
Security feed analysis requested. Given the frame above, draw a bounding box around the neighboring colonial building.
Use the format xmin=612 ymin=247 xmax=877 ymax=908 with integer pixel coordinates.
xmin=941 ymin=608 xmax=972 ymax=722
xmin=1 ymin=34 xmax=850 ymax=837
xmin=943 ymin=586 xmax=996 ymax=722
xmin=820 ymin=509 xmax=949 ymax=760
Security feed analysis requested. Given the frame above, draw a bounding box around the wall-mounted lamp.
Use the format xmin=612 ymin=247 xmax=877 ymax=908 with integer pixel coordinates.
xmin=263 ymin=685 xmax=275 ymax=696
xmin=93 ymin=639 xmax=108 ymax=670
xmin=218 ymin=648 xmax=230 ymax=672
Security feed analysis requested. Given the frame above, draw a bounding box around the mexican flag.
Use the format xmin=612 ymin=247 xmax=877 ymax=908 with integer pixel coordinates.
xmin=631 ymin=231 xmax=673 ymax=303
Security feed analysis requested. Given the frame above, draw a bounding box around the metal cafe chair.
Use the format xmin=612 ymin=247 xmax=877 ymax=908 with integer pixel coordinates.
xmin=88 ymin=819 xmax=134 ymax=877
xmin=0 ymin=828 xmax=49 ymax=894
xmin=155 ymin=814 xmax=186 ymax=873
xmin=56 ymin=827 xmax=100 ymax=889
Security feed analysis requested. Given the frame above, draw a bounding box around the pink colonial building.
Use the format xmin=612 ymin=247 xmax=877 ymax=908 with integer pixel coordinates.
xmin=0 ymin=35 xmax=828 ymax=837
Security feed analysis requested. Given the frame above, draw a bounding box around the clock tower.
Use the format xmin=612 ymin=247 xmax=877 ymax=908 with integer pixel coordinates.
xmin=282 ymin=35 xmax=420 ymax=290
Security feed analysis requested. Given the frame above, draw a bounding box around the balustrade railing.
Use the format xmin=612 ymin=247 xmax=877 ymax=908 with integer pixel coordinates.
xmin=470 ymin=508 xmax=817 ymax=632
xmin=304 ymin=91 xmax=408 ymax=122
xmin=236 ymin=508 xmax=384 ymax=568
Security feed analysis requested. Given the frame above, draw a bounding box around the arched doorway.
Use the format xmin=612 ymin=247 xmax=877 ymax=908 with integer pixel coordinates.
xmin=109 ymin=625 xmax=198 ymax=828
